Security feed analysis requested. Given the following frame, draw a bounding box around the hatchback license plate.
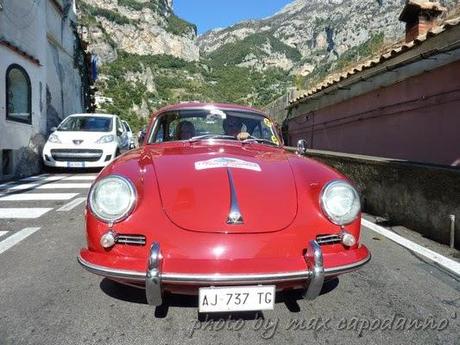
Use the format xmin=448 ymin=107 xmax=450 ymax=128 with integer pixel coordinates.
xmin=199 ymin=285 xmax=275 ymax=313
xmin=67 ymin=162 xmax=84 ymax=168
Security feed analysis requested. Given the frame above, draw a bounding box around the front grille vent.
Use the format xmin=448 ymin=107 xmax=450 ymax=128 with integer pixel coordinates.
xmin=115 ymin=234 xmax=146 ymax=246
xmin=316 ymin=234 xmax=342 ymax=245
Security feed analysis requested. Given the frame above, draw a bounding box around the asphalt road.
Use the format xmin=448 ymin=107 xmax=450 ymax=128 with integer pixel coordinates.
xmin=0 ymin=173 xmax=458 ymax=345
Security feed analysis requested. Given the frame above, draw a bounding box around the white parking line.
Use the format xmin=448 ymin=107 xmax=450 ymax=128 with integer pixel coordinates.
xmin=57 ymin=197 xmax=86 ymax=212
xmin=0 ymin=231 xmax=8 ymax=238
xmin=37 ymin=183 xmax=92 ymax=189
xmin=0 ymin=227 xmax=41 ymax=255
xmin=362 ymin=218 xmax=460 ymax=276
xmin=0 ymin=208 xmax=53 ymax=219
xmin=0 ymin=193 xmax=79 ymax=201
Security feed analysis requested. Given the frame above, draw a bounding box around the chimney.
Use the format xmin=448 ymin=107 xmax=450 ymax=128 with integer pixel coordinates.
xmin=399 ymin=0 xmax=446 ymax=42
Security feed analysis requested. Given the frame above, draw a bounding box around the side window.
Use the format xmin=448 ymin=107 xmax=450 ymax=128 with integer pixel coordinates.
xmin=116 ymin=118 xmax=123 ymax=135
xmin=6 ymin=64 xmax=32 ymax=124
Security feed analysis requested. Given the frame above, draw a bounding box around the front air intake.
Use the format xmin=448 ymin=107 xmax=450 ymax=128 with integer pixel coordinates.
xmin=115 ymin=234 xmax=146 ymax=246
xmin=316 ymin=234 xmax=341 ymax=245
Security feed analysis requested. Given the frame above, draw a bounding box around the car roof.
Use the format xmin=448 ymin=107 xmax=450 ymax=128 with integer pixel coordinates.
xmin=155 ymin=102 xmax=266 ymax=115
xmin=67 ymin=113 xmax=117 ymax=118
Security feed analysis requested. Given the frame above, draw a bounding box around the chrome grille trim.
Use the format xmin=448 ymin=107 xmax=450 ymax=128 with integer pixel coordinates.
xmin=116 ymin=234 xmax=146 ymax=246
xmin=316 ymin=234 xmax=342 ymax=245
xmin=50 ymin=149 xmax=103 ymax=162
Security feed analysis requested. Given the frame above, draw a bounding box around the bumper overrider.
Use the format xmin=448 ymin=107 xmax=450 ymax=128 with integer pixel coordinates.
xmin=78 ymin=240 xmax=371 ymax=306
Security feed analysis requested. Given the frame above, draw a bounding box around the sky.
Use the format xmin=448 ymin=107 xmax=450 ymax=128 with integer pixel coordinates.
xmin=174 ymin=0 xmax=293 ymax=35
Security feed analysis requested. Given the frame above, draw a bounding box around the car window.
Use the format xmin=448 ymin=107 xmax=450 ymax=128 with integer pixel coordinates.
xmin=150 ymin=109 xmax=280 ymax=145
xmin=122 ymin=121 xmax=132 ymax=133
xmin=58 ymin=116 xmax=113 ymax=132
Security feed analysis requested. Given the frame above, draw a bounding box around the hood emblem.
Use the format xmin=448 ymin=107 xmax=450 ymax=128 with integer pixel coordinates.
xmin=226 ymin=168 xmax=244 ymax=225
xmin=73 ymin=140 xmax=83 ymax=145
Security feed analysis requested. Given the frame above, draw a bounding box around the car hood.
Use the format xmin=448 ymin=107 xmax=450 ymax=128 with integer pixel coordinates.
xmin=52 ymin=131 xmax=112 ymax=145
xmin=148 ymin=143 xmax=298 ymax=234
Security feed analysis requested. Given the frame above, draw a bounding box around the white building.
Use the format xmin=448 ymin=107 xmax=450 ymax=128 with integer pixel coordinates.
xmin=0 ymin=0 xmax=92 ymax=181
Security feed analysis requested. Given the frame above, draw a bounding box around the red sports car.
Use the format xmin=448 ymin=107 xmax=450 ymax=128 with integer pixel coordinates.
xmin=78 ymin=102 xmax=370 ymax=313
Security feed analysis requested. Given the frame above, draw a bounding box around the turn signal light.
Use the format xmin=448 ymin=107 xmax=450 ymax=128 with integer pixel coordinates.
xmin=100 ymin=231 xmax=116 ymax=249
xmin=341 ymin=231 xmax=356 ymax=247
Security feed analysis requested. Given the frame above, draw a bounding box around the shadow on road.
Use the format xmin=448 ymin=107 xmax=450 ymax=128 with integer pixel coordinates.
xmin=100 ymin=277 xmax=340 ymax=318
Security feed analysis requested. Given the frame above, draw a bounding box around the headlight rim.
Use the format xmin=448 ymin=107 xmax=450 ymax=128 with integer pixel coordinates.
xmin=88 ymin=174 xmax=137 ymax=224
xmin=48 ymin=133 xmax=61 ymax=144
xmin=95 ymin=134 xmax=115 ymax=144
xmin=320 ymin=179 xmax=361 ymax=226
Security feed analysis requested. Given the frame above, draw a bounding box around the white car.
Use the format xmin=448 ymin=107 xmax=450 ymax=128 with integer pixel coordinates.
xmin=122 ymin=120 xmax=136 ymax=149
xmin=43 ymin=114 xmax=129 ymax=169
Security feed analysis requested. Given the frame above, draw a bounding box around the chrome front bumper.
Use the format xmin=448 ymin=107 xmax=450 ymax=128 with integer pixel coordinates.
xmin=78 ymin=240 xmax=371 ymax=306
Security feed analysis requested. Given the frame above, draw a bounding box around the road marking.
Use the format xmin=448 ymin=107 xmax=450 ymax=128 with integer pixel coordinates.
xmin=7 ymin=183 xmax=38 ymax=190
xmin=20 ymin=174 xmax=54 ymax=182
xmin=0 ymin=182 xmax=14 ymax=189
xmin=0 ymin=208 xmax=53 ymax=219
xmin=63 ymin=176 xmax=97 ymax=181
xmin=0 ymin=227 xmax=41 ymax=255
xmin=37 ymin=183 xmax=92 ymax=189
xmin=0 ymin=231 xmax=8 ymax=238
xmin=57 ymin=197 xmax=86 ymax=211
xmin=0 ymin=193 xmax=79 ymax=201
xmin=362 ymin=218 xmax=460 ymax=276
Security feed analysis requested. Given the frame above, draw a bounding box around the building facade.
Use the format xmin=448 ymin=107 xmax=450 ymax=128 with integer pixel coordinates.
xmin=0 ymin=0 xmax=92 ymax=181
xmin=287 ymin=1 xmax=460 ymax=167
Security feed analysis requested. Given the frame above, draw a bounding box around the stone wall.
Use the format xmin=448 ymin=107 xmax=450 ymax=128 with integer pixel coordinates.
xmin=299 ymin=149 xmax=460 ymax=249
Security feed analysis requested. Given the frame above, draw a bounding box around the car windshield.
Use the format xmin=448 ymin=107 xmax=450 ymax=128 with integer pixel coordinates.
xmin=58 ymin=116 xmax=113 ymax=132
xmin=149 ymin=108 xmax=281 ymax=145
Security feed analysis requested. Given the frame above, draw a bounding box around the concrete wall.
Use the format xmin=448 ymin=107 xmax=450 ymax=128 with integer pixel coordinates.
xmin=302 ymin=149 xmax=460 ymax=249
xmin=0 ymin=0 xmax=87 ymax=180
xmin=263 ymin=88 xmax=296 ymax=125
xmin=288 ymin=23 xmax=460 ymax=167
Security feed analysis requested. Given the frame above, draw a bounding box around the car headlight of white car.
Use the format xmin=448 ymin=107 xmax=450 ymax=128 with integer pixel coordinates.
xmin=48 ymin=133 xmax=61 ymax=144
xmin=320 ymin=180 xmax=361 ymax=225
xmin=96 ymin=135 xmax=115 ymax=144
xmin=88 ymin=175 xmax=137 ymax=223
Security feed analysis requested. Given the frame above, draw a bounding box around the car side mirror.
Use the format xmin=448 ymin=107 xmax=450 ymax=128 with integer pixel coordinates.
xmin=117 ymin=128 xmax=124 ymax=136
xmin=138 ymin=134 xmax=145 ymax=146
xmin=296 ymin=139 xmax=308 ymax=155
xmin=51 ymin=127 xmax=57 ymax=132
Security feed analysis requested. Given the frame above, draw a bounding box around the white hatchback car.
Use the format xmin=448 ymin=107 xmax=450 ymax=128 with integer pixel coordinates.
xmin=43 ymin=114 xmax=129 ymax=169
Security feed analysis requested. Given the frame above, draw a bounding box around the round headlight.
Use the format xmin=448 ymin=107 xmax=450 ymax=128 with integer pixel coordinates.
xmin=320 ymin=180 xmax=361 ymax=225
xmin=89 ymin=175 xmax=137 ymax=223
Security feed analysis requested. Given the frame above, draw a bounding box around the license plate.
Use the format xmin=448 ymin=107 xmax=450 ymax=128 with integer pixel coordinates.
xmin=67 ymin=162 xmax=84 ymax=168
xmin=199 ymin=285 xmax=275 ymax=313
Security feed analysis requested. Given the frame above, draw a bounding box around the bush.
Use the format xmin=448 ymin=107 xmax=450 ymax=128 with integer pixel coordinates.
xmin=207 ymin=32 xmax=301 ymax=67
xmin=166 ymin=14 xmax=197 ymax=36
xmin=79 ymin=2 xmax=133 ymax=26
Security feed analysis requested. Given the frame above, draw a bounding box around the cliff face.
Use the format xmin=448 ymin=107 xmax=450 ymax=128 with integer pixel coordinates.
xmin=79 ymin=0 xmax=199 ymax=63
xmin=198 ymin=0 xmax=457 ymax=74
xmin=78 ymin=0 xmax=459 ymax=130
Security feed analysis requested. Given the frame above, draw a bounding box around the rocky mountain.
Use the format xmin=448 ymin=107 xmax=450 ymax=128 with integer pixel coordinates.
xmin=78 ymin=0 xmax=459 ymax=130
xmin=79 ymin=0 xmax=198 ymax=63
xmin=198 ymin=0 xmax=458 ymax=85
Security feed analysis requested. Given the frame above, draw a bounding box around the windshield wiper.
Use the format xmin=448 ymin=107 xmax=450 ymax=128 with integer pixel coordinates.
xmin=242 ymin=138 xmax=279 ymax=146
xmin=189 ymin=134 xmax=237 ymax=142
